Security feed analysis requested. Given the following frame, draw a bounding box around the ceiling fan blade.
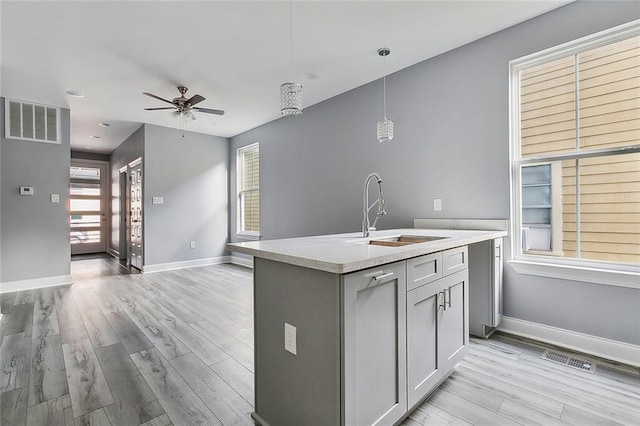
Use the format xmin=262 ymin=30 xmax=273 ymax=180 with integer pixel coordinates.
xmin=187 ymin=94 xmax=205 ymax=106
xmin=144 ymin=107 xmax=176 ymax=110
xmin=194 ymin=107 xmax=225 ymax=115
xmin=143 ymin=92 xmax=176 ymax=105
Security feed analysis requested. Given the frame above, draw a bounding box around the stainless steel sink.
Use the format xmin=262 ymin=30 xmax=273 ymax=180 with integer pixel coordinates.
xmin=368 ymin=235 xmax=448 ymax=247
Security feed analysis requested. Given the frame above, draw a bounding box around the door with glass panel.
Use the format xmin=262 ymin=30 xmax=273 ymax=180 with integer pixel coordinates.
xmin=70 ymin=160 xmax=107 ymax=255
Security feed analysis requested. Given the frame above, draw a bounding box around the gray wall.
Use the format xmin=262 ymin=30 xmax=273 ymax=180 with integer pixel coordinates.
xmin=144 ymin=124 xmax=229 ymax=266
xmin=109 ymin=125 xmax=144 ymax=255
xmin=230 ymin=2 xmax=640 ymax=345
xmin=1 ymin=99 xmax=71 ymax=282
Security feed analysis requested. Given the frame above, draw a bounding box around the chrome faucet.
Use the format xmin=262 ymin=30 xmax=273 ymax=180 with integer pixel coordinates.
xmin=362 ymin=172 xmax=387 ymax=238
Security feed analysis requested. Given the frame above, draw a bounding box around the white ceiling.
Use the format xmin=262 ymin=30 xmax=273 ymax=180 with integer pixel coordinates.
xmin=1 ymin=1 xmax=571 ymax=154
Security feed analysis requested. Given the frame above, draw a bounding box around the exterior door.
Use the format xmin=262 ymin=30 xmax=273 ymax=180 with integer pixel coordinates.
xmin=70 ymin=160 xmax=107 ymax=255
xmin=128 ymin=160 xmax=143 ymax=270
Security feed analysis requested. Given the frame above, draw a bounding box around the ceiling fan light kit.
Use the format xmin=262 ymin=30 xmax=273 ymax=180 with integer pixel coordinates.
xmin=143 ymin=85 xmax=224 ymax=122
xmin=376 ymin=47 xmax=394 ymax=143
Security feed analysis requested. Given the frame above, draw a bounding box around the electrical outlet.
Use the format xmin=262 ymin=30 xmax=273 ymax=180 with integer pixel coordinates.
xmin=284 ymin=323 xmax=297 ymax=355
xmin=433 ymin=198 xmax=442 ymax=211
xmin=190 ymin=241 xmax=196 ymax=249
xmin=51 ymin=193 xmax=60 ymax=203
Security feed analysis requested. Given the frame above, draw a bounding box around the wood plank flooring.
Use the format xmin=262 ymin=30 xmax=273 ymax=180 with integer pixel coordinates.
xmin=1 ymin=256 xmax=639 ymax=425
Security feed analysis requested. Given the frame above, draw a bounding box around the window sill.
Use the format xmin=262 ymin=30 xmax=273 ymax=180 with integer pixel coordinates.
xmin=507 ymin=259 xmax=639 ymax=289
xmin=236 ymin=232 xmax=261 ymax=241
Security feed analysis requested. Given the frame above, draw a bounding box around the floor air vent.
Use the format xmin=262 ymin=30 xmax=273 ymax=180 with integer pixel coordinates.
xmin=541 ymin=350 xmax=595 ymax=373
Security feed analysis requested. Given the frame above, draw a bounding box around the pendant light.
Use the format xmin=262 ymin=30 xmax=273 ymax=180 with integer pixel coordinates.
xmin=280 ymin=0 xmax=303 ymax=116
xmin=377 ymin=47 xmax=393 ymax=143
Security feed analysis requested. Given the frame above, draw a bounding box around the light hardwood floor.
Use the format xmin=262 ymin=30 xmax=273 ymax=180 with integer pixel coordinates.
xmin=1 ymin=257 xmax=639 ymax=425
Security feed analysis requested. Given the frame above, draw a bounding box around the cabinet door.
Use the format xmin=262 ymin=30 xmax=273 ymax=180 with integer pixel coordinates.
xmin=342 ymin=262 xmax=407 ymax=426
xmin=439 ymin=270 xmax=469 ymax=372
xmin=406 ymin=282 xmax=442 ymax=408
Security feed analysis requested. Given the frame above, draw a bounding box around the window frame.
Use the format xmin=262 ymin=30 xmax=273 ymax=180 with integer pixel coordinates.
xmin=236 ymin=142 xmax=260 ymax=239
xmin=508 ymin=20 xmax=640 ymax=288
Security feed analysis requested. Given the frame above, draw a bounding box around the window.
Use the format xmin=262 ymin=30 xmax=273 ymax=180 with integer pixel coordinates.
xmin=238 ymin=143 xmax=260 ymax=236
xmin=510 ymin=22 xmax=639 ymax=284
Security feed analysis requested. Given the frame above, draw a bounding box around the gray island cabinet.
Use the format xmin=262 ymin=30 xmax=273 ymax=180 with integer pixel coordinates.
xmin=228 ymin=228 xmax=505 ymax=426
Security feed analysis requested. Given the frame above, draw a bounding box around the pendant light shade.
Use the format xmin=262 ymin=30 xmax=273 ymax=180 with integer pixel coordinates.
xmin=377 ymin=47 xmax=393 ymax=143
xmin=377 ymin=117 xmax=394 ymax=143
xmin=281 ymin=82 xmax=303 ymax=116
xmin=280 ymin=1 xmax=303 ymax=116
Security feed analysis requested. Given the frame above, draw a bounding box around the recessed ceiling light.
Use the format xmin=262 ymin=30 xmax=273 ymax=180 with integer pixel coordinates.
xmin=84 ymin=146 xmax=93 ymax=149
xmin=66 ymin=91 xmax=84 ymax=98
xmin=98 ymin=122 xmax=110 ymax=127
xmin=90 ymin=135 xmax=101 ymax=139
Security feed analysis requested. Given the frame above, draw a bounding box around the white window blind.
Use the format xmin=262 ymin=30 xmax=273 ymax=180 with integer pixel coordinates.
xmin=238 ymin=143 xmax=260 ymax=234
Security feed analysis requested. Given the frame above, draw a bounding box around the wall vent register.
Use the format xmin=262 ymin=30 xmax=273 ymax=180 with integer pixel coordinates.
xmin=4 ymin=99 xmax=60 ymax=144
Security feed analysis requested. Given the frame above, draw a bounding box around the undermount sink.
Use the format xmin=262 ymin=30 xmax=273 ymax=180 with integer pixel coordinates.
xmin=368 ymin=235 xmax=448 ymax=247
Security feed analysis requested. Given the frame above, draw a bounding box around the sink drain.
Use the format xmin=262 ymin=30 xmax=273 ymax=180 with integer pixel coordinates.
xmin=541 ymin=350 xmax=595 ymax=373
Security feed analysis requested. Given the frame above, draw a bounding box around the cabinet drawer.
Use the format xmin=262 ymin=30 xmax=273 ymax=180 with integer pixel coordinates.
xmin=407 ymin=252 xmax=442 ymax=291
xmin=443 ymin=246 xmax=468 ymax=276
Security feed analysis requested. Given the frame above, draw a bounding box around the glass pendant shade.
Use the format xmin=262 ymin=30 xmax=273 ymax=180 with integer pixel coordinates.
xmin=377 ymin=117 xmax=394 ymax=143
xmin=280 ymin=82 xmax=303 ymax=116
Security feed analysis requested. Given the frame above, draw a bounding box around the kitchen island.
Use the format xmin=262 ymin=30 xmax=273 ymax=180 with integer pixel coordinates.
xmin=229 ymin=228 xmax=507 ymax=426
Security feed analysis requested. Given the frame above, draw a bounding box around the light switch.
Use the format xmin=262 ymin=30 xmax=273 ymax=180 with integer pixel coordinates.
xmin=434 ymin=198 xmax=442 ymax=211
xmin=284 ymin=323 xmax=297 ymax=355
xmin=152 ymin=197 xmax=164 ymax=205
xmin=51 ymin=194 xmax=60 ymax=203
xmin=190 ymin=241 xmax=196 ymax=249
xmin=19 ymin=186 xmax=34 ymax=195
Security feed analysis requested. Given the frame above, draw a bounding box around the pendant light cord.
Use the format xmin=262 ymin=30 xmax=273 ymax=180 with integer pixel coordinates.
xmin=289 ymin=0 xmax=293 ymax=68
xmin=383 ymin=75 xmax=387 ymax=119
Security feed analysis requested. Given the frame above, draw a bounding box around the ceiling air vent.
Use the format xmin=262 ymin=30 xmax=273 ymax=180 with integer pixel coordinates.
xmin=4 ymin=99 xmax=60 ymax=144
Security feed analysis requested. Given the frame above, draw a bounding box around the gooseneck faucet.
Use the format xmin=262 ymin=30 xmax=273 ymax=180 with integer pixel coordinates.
xmin=362 ymin=172 xmax=387 ymax=238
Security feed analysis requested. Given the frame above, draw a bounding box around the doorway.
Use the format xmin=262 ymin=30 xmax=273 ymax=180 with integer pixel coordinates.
xmin=70 ymin=160 xmax=108 ymax=255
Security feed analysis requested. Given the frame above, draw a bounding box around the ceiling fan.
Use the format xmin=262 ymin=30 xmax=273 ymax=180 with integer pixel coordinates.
xmin=143 ymin=86 xmax=225 ymax=119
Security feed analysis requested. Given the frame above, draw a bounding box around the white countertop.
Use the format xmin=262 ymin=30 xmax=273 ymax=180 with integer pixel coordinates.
xmin=227 ymin=228 xmax=508 ymax=274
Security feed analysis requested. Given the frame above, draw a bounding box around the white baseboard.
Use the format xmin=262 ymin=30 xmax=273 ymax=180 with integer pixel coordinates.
xmin=107 ymin=248 xmax=119 ymax=258
xmin=143 ymin=256 xmax=231 ymax=274
xmin=498 ymin=316 xmax=640 ymax=368
xmin=0 ymin=274 xmax=73 ymax=294
xmin=229 ymin=255 xmax=253 ymax=269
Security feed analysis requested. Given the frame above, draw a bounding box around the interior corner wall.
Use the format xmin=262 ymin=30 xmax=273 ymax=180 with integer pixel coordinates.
xmin=0 ymin=98 xmax=71 ymax=283
xmin=143 ymin=124 xmax=229 ymax=267
xmin=109 ymin=125 xmax=144 ymax=256
xmin=229 ymin=1 xmax=640 ymax=346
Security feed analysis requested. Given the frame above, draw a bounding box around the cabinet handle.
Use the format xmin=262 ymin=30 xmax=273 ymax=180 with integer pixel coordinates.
xmin=372 ymin=272 xmax=395 ymax=283
xmin=439 ymin=290 xmax=447 ymax=311
xmin=446 ymin=287 xmax=452 ymax=309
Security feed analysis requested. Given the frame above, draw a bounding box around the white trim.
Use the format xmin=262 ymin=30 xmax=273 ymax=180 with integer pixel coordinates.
xmin=236 ymin=232 xmax=260 ymax=241
xmin=229 ymin=255 xmax=253 ymax=269
xmin=142 ymin=256 xmax=231 ymax=273
xmin=107 ymin=248 xmax=119 ymax=258
xmin=0 ymin=274 xmax=73 ymax=294
xmin=508 ymin=260 xmax=640 ymax=289
xmin=498 ymin=316 xmax=640 ymax=368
